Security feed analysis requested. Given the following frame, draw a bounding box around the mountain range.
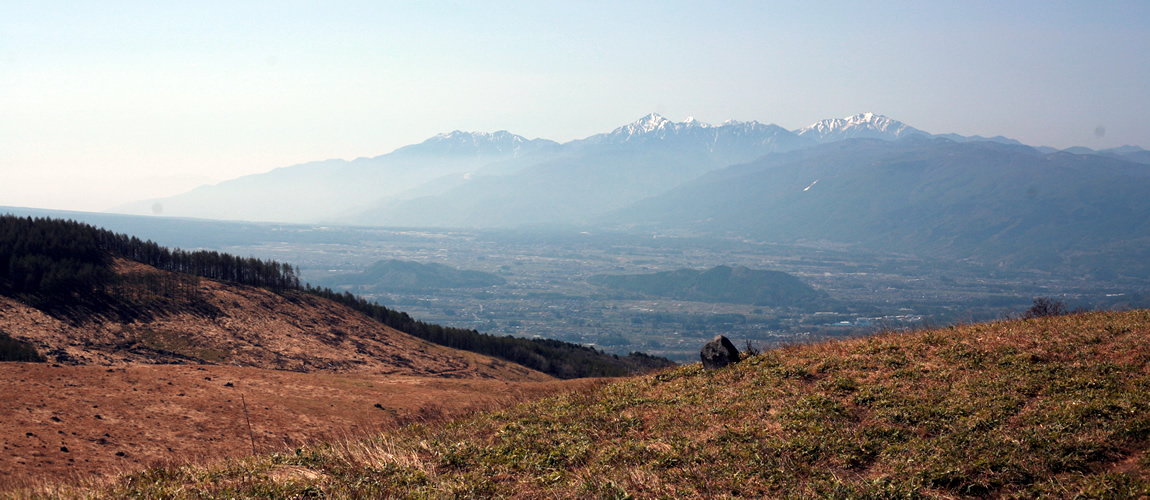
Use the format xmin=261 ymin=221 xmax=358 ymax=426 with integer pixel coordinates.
xmin=109 ymin=112 xmax=1150 ymax=277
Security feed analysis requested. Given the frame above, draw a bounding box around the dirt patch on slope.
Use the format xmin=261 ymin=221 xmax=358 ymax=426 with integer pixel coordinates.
xmin=0 ymin=363 xmax=596 ymax=491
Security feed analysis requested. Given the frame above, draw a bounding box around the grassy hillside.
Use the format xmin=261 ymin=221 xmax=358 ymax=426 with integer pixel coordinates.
xmin=67 ymin=310 xmax=1150 ymax=498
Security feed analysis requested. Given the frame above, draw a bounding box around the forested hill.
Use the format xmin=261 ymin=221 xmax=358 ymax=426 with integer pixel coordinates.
xmin=0 ymin=214 xmax=672 ymax=378
xmin=0 ymin=214 xmax=300 ymax=306
xmin=589 ymin=265 xmax=829 ymax=309
xmin=321 ymin=259 xmax=506 ymax=292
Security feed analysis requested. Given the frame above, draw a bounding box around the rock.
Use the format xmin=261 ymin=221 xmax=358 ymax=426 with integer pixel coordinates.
xmin=700 ymin=335 xmax=740 ymax=370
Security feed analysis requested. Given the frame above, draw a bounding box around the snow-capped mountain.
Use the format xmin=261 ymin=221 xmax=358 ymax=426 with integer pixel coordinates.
xmin=795 ymin=112 xmax=929 ymax=143
xmin=576 ymin=113 xmax=708 ymax=144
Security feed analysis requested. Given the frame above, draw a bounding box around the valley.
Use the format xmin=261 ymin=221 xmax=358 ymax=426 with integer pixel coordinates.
xmin=5 ymin=207 xmax=1146 ymax=366
xmin=207 ymin=225 xmax=1148 ymax=362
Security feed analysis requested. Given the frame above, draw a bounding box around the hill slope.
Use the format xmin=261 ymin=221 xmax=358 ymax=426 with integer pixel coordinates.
xmin=81 ymin=309 xmax=1150 ymax=498
xmin=0 ymin=259 xmax=546 ymax=380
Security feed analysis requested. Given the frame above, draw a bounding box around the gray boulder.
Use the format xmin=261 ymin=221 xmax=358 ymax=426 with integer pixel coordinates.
xmin=700 ymin=335 xmax=740 ymax=369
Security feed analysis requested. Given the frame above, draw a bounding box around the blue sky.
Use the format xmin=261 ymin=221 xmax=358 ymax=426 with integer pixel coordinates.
xmin=2 ymin=1 xmax=1148 ymax=211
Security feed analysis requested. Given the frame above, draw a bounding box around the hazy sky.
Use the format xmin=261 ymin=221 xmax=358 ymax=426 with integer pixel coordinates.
xmin=3 ymin=1 xmax=1148 ymax=212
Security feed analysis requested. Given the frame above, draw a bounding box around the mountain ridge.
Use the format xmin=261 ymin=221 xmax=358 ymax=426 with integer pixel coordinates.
xmin=108 ymin=112 xmax=1147 ymax=231
xmin=109 ymin=130 xmax=557 ymax=223
xmin=337 ymin=114 xmax=818 ymax=227
xmin=602 ymin=136 xmax=1150 ymax=277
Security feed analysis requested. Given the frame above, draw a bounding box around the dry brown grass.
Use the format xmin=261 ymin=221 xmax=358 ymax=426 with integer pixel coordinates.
xmin=21 ymin=310 xmax=1150 ymax=498
xmin=0 ymin=363 xmax=590 ymax=493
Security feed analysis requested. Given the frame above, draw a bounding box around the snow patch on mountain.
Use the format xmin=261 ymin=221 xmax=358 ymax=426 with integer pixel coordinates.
xmin=393 ymin=130 xmax=557 ymax=158
xmin=580 ymin=114 xmax=808 ymax=150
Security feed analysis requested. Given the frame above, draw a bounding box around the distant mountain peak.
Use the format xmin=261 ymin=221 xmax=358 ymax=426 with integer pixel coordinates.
xmin=630 ymin=113 xmax=674 ymax=133
xmin=796 ymin=113 xmax=928 ymax=143
xmin=398 ymin=130 xmax=556 ymax=157
xmin=681 ymin=116 xmax=715 ymax=128
xmin=431 ymin=130 xmax=520 ymax=142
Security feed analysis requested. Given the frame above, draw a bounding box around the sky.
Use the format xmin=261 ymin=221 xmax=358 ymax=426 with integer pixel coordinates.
xmin=2 ymin=1 xmax=1148 ymax=212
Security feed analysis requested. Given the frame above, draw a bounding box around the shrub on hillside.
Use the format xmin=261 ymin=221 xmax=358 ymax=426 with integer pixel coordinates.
xmin=0 ymin=329 xmax=45 ymax=362
xmin=1024 ymin=297 xmax=1069 ymax=319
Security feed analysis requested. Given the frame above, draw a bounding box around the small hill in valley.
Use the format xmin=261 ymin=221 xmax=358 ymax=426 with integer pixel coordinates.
xmin=81 ymin=309 xmax=1150 ymax=498
xmin=321 ymin=259 xmax=505 ymax=292
xmin=588 ymin=265 xmax=828 ymax=308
